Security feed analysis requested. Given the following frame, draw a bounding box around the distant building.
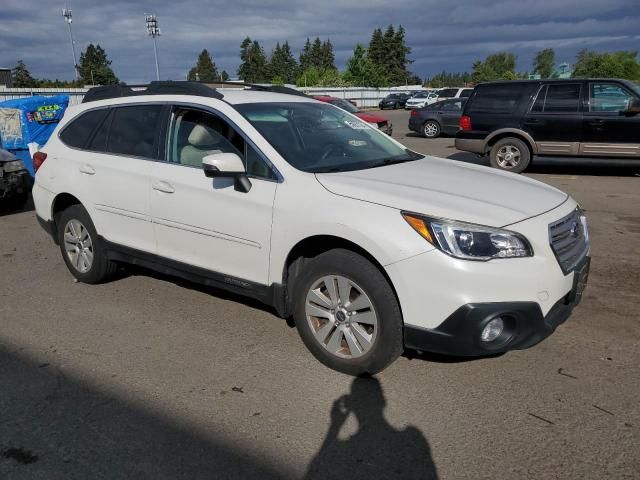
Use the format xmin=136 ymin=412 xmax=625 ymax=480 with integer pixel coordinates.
xmin=0 ymin=68 xmax=12 ymax=87
xmin=554 ymin=62 xmax=572 ymax=78
xmin=528 ymin=73 xmax=541 ymax=80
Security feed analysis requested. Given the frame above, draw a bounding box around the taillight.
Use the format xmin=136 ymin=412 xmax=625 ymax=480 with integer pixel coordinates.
xmin=459 ymin=115 xmax=472 ymax=131
xmin=33 ymin=151 xmax=47 ymax=172
xmin=410 ymin=110 xmax=419 ymax=117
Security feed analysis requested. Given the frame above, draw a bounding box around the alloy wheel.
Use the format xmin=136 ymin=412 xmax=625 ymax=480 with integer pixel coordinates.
xmin=496 ymin=145 xmax=521 ymax=169
xmin=424 ymin=122 xmax=439 ymax=137
xmin=63 ymin=219 xmax=94 ymax=273
xmin=305 ymin=275 xmax=378 ymax=359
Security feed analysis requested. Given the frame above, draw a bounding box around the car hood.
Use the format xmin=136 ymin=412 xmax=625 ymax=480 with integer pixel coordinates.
xmin=355 ymin=112 xmax=387 ymax=123
xmin=315 ymin=157 xmax=568 ymax=227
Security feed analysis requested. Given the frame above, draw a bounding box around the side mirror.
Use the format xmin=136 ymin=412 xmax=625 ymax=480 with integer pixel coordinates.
xmin=202 ymin=153 xmax=251 ymax=193
xmin=624 ymin=98 xmax=640 ymax=115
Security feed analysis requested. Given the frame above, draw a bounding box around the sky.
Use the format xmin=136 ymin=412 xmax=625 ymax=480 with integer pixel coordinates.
xmin=1 ymin=0 xmax=639 ymax=84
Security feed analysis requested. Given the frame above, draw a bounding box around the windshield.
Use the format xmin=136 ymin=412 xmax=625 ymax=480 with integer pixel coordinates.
xmin=236 ymin=102 xmax=421 ymax=173
xmin=329 ymin=98 xmax=359 ymax=113
xmin=411 ymin=92 xmax=429 ymax=99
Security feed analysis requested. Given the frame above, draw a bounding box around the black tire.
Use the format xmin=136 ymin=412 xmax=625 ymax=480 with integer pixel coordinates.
xmin=489 ymin=137 xmax=531 ymax=173
xmin=291 ymin=249 xmax=403 ymax=376
xmin=56 ymin=204 xmax=117 ymax=284
xmin=393 ymin=103 xmax=398 ymax=110
xmin=422 ymin=120 xmax=441 ymax=138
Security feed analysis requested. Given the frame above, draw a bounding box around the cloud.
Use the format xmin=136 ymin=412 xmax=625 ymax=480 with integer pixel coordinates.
xmin=0 ymin=0 xmax=638 ymax=83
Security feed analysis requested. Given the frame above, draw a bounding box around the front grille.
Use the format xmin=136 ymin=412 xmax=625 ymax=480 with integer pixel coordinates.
xmin=549 ymin=208 xmax=589 ymax=274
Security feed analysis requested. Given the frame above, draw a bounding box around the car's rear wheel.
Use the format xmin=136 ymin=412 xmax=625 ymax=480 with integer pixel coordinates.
xmin=423 ymin=120 xmax=441 ymax=138
xmin=490 ymin=137 xmax=531 ymax=173
xmin=57 ymin=204 xmax=117 ymax=284
xmin=291 ymin=249 xmax=403 ymax=376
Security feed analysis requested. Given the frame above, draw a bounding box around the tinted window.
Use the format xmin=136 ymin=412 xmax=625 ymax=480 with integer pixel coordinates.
xmin=106 ymin=105 xmax=162 ymax=158
xmin=459 ymin=89 xmax=473 ymax=98
xmin=166 ymin=108 xmax=276 ymax=179
xmin=590 ymin=83 xmax=634 ymax=112
xmin=59 ymin=109 xmax=109 ymax=148
xmin=438 ymin=88 xmax=458 ymax=98
xmin=543 ymin=83 xmax=581 ymax=113
xmin=86 ymin=110 xmax=112 ymax=152
xmin=442 ymin=99 xmax=464 ymax=111
xmin=468 ymin=84 xmax=529 ymax=114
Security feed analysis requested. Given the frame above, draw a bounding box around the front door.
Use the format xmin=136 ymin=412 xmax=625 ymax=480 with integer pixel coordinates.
xmin=522 ymin=82 xmax=583 ymax=156
xmin=150 ymin=104 xmax=278 ymax=285
xmin=581 ymin=81 xmax=640 ymax=157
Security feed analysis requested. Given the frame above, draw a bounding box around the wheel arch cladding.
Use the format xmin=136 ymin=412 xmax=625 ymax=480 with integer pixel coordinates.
xmin=282 ymin=235 xmax=404 ymax=324
xmin=486 ymin=130 xmax=536 ymax=155
xmin=51 ymin=193 xmax=83 ymax=240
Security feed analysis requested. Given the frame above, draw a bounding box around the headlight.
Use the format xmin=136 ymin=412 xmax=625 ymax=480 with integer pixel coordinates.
xmin=2 ymin=160 xmax=26 ymax=173
xmin=402 ymin=212 xmax=533 ymax=260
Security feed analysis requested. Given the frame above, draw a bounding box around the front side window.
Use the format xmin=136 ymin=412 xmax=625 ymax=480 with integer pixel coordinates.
xmin=237 ymin=102 xmax=421 ymax=173
xmin=59 ymin=108 xmax=109 ymax=149
xmin=106 ymin=105 xmax=162 ymax=158
xmin=590 ymin=83 xmax=634 ymax=112
xmin=166 ymin=107 xmax=276 ymax=179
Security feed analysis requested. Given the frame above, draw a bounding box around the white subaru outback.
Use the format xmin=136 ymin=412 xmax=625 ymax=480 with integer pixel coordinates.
xmin=32 ymin=82 xmax=590 ymax=376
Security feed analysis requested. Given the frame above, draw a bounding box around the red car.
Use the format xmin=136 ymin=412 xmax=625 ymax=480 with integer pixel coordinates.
xmin=312 ymin=95 xmax=392 ymax=136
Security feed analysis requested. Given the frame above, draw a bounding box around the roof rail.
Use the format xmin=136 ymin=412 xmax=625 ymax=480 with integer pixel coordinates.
xmin=82 ymin=81 xmax=224 ymax=103
xmin=241 ymin=83 xmax=308 ymax=97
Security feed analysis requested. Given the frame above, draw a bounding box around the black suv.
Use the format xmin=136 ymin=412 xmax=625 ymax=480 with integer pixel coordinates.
xmin=455 ymin=79 xmax=640 ymax=172
xmin=378 ymin=93 xmax=410 ymax=110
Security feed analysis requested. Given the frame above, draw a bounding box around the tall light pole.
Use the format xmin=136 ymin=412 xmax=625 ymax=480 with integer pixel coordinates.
xmin=62 ymin=7 xmax=79 ymax=80
xmin=145 ymin=14 xmax=161 ymax=80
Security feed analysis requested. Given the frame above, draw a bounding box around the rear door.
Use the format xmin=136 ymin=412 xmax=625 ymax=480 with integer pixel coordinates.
xmin=523 ymin=82 xmax=583 ymax=156
xmin=581 ymin=81 xmax=640 ymax=157
xmin=438 ymin=99 xmax=465 ymax=133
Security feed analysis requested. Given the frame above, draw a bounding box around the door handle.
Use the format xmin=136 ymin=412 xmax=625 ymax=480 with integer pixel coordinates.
xmin=524 ymin=118 xmax=540 ymax=124
xmin=152 ymin=180 xmax=175 ymax=194
xmin=588 ymin=119 xmax=605 ymax=126
xmin=79 ymin=164 xmax=95 ymax=175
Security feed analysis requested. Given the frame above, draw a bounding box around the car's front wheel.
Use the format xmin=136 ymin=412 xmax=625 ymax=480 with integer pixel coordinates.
xmin=291 ymin=249 xmax=403 ymax=376
xmin=423 ymin=120 xmax=440 ymax=138
xmin=490 ymin=137 xmax=531 ymax=173
xmin=57 ymin=204 xmax=117 ymax=284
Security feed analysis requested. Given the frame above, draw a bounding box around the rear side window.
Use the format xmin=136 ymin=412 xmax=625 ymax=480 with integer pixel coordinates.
xmin=532 ymin=83 xmax=581 ymax=113
xmin=467 ymin=84 xmax=529 ymax=114
xmin=438 ymin=88 xmax=458 ymax=98
xmin=59 ymin=109 xmax=109 ymax=148
xmin=106 ymin=105 xmax=163 ymax=158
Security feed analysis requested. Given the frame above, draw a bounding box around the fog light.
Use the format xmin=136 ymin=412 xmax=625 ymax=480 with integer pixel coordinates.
xmin=481 ymin=317 xmax=504 ymax=342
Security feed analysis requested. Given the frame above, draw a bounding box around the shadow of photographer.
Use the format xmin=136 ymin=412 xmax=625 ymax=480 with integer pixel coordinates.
xmin=304 ymin=376 xmax=438 ymax=480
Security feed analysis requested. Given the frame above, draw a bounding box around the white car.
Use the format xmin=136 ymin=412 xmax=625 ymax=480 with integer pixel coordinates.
xmin=425 ymin=87 xmax=474 ymax=105
xmin=404 ymin=91 xmax=439 ymax=109
xmin=32 ymin=82 xmax=590 ymax=376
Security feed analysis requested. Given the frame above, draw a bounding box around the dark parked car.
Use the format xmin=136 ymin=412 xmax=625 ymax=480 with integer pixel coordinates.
xmin=455 ymin=78 xmax=640 ymax=172
xmin=409 ymin=98 xmax=467 ymax=138
xmin=378 ymin=93 xmax=410 ymax=110
xmin=0 ymin=148 xmax=30 ymax=208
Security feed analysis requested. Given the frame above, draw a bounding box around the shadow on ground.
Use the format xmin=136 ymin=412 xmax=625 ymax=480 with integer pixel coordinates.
xmin=304 ymin=377 xmax=438 ymax=480
xmin=0 ymin=195 xmax=34 ymax=218
xmin=0 ymin=345 xmax=290 ymax=479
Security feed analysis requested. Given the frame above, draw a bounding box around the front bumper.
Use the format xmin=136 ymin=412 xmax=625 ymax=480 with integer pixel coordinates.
xmin=404 ymin=266 xmax=586 ymax=356
xmin=0 ymin=170 xmax=31 ymax=199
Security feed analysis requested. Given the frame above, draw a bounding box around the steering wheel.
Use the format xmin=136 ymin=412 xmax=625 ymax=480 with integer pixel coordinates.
xmin=319 ymin=143 xmax=348 ymax=162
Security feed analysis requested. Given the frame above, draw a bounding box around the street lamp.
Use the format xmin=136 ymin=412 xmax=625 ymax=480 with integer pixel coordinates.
xmin=62 ymin=7 xmax=79 ymax=80
xmin=145 ymin=13 xmax=161 ymax=80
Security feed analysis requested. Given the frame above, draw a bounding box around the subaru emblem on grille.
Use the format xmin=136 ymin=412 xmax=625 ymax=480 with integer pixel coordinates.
xmin=570 ymin=222 xmax=579 ymax=237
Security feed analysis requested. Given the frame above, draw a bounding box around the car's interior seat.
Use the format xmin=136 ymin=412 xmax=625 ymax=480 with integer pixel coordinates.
xmin=180 ymin=123 xmax=225 ymax=167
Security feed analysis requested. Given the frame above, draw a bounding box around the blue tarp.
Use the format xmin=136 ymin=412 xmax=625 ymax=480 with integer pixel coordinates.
xmin=0 ymin=95 xmax=69 ymax=176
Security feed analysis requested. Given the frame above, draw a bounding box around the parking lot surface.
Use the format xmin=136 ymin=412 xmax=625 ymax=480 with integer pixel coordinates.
xmin=1 ymin=108 xmax=639 ymax=479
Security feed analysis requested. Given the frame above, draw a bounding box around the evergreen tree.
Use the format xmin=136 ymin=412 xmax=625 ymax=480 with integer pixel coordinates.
xmin=368 ymin=28 xmax=385 ymax=68
xmin=78 ymin=44 xmax=118 ymax=85
xmin=299 ymin=37 xmax=312 ymax=72
xmin=269 ymin=41 xmax=298 ymax=84
xmin=187 ymin=49 xmax=219 ymax=82
xmin=343 ymin=44 xmax=387 ymax=87
xmin=221 ymin=70 xmax=230 ymax=81
xmin=12 ymin=60 xmax=37 ymax=87
xmin=320 ymin=39 xmax=336 ymax=70
xmin=533 ymin=48 xmax=555 ymax=78
xmin=310 ymin=37 xmax=324 ymax=69
xmin=238 ymin=37 xmax=269 ymax=83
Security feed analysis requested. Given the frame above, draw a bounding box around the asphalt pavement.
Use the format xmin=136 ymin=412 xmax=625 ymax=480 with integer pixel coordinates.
xmin=1 ymin=109 xmax=639 ymax=479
